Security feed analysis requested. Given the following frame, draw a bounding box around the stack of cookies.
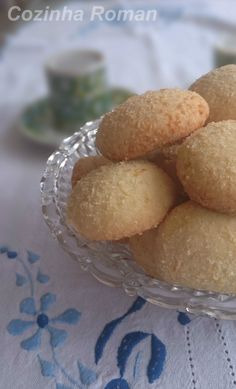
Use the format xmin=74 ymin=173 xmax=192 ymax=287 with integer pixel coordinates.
xmin=67 ymin=64 xmax=236 ymax=294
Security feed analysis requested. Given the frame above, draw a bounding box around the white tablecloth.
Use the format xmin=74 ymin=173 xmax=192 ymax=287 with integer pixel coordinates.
xmin=1 ymin=1 xmax=236 ymax=388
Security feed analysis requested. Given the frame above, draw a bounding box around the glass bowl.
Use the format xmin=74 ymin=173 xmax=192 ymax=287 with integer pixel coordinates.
xmin=40 ymin=119 xmax=236 ymax=320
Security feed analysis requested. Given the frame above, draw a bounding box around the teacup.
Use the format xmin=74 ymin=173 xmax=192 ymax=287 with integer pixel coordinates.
xmin=45 ymin=49 xmax=111 ymax=132
xmin=214 ymin=35 xmax=236 ymax=68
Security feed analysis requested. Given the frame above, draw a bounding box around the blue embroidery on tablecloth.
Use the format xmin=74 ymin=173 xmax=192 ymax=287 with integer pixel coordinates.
xmin=148 ymin=334 xmax=166 ymax=383
xmin=22 ymin=328 xmax=42 ymax=350
xmin=16 ymin=272 xmax=28 ymax=286
xmin=133 ymin=351 xmax=142 ymax=380
xmin=7 ymin=250 xmax=18 ymax=259
xmin=117 ymin=331 xmax=166 ymax=384
xmin=7 ymin=319 xmax=34 ymax=335
xmin=96 ymin=298 xmax=166 ymax=387
xmin=104 ymin=378 xmax=130 ymax=389
xmin=118 ymin=332 xmax=149 ymax=377
xmin=27 ymin=250 xmax=40 ymax=263
xmin=3 ymin=248 xmax=91 ymax=388
xmin=7 ymin=293 xmax=80 ymax=350
xmin=51 ymin=309 xmax=81 ymax=325
xmin=177 ymin=312 xmax=191 ymax=325
xmin=20 ymin=297 xmax=37 ymax=315
xmin=1 ymin=248 xmax=36 ymax=294
xmin=38 ymin=355 xmax=56 ymax=377
xmin=37 ymin=269 xmax=50 ymax=284
xmin=40 ymin=292 xmax=56 ymax=311
xmin=48 ymin=326 xmax=68 ymax=348
xmin=77 ymin=361 xmax=97 ymax=386
xmin=95 ymin=297 xmax=146 ymax=364
xmin=2 ymin=246 xmax=167 ymax=388
xmin=0 ymin=245 xmax=8 ymax=253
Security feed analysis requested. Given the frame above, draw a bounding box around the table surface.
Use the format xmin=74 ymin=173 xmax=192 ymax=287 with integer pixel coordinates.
xmin=1 ymin=1 xmax=236 ymax=388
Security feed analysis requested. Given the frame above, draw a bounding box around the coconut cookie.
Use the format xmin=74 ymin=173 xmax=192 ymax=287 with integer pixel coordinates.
xmin=67 ymin=160 xmax=177 ymax=241
xmin=96 ymin=89 xmax=209 ymax=161
xmin=190 ymin=64 xmax=236 ymax=123
xmin=146 ymin=143 xmax=187 ymax=202
xmin=71 ymin=155 xmax=111 ymax=187
xmin=146 ymin=143 xmax=181 ymax=178
xmin=130 ymin=201 xmax=236 ymax=294
xmin=177 ymin=120 xmax=236 ymax=214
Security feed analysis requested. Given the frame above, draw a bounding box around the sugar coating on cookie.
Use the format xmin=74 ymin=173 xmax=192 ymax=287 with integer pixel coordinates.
xmin=67 ymin=160 xmax=177 ymax=241
xmin=190 ymin=64 xmax=236 ymax=123
xmin=130 ymin=201 xmax=236 ymax=294
xmin=71 ymin=155 xmax=111 ymax=187
xmin=177 ymin=120 xmax=236 ymax=214
xmin=96 ymin=89 xmax=209 ymax=161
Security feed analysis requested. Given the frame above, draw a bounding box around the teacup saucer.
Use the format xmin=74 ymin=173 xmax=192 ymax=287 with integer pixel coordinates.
xmin=19 ymin=87 xmax=134 ymax=148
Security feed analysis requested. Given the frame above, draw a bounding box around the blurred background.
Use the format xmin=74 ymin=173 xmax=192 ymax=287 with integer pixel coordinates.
xmin=1 ymin=1 xmax=236 ymax=136
xmin=0 ymin=0 xmax=236 ymax=235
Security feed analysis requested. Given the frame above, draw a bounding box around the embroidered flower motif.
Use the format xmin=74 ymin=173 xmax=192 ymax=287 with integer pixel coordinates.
xmin=3 ymin=245 xmax=167 ymax=388
xmin=7 ymin=293 xmax=81 ymax=351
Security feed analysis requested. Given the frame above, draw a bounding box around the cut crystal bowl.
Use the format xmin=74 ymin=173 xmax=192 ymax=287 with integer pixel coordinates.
xmin=41 ymin=119 xmax=236 ymax=320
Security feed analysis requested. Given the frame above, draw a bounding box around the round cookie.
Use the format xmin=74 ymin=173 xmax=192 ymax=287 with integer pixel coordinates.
xmin=96 ymin=89 xmax=209 ymax=161
xmin=71 ymin=156 xmax=111 ymax=187
xmin=67 ymin=160 xmax=177 ymax=241
xmin=130 ymin=201 xmax=236 ymax=294
xmin=149 ymin=143 xmax=180 ymax=161
xmin=190 ymin=64 xmax=236 ymax=123
xmin=177 ymin=120 xmax=236 ymax=214
xmin=146 ymin=144 xmax=187 ymax=201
